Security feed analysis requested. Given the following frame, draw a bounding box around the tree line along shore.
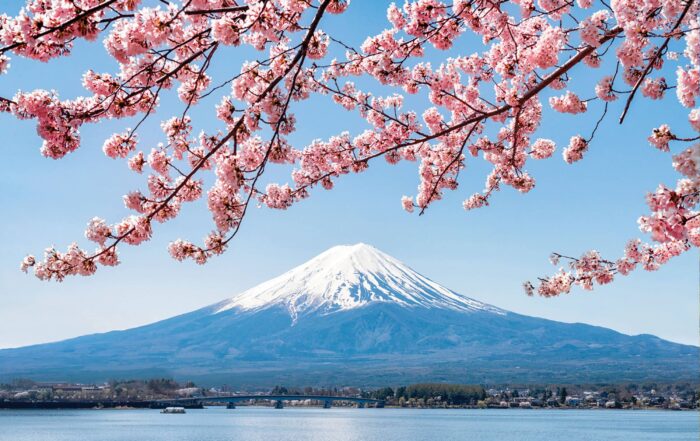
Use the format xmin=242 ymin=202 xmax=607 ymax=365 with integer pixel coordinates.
xmin=1 ymin=379 xmax=697 ymax=410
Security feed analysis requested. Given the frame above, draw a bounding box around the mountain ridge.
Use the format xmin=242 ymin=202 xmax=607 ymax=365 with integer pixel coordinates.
xmin=0 ymin=243 xmax=696 ymax=386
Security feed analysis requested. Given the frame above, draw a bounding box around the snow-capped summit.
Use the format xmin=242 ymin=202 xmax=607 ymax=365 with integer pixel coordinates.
xmin=214 ymin=243 xmax=504 ymax=320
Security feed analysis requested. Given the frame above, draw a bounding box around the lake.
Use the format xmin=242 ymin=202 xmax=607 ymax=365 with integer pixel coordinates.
xmin=0 ymin=407 xmax=697 ymax=441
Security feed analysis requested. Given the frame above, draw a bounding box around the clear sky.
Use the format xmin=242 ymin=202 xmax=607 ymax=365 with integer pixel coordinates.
xmin=0 ymin=1 xmax=697 ymax=349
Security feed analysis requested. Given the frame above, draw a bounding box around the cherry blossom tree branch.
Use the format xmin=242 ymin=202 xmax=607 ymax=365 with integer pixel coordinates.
xmin=618 ymin=0 xmax=695 ymax=123
xmin=2 ymin=0 xmax=696 ymax=292
xmin=184 ymin=6 xmax=249 ymax=16
xmin=0 ymin=0 xmax=119 ymax=54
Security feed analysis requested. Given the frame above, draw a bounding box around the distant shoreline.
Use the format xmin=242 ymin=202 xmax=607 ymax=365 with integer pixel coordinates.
xmin=0 ymin=402 xmax=696 ymax=412
xmin=0 ymin=401 xmax=202 ymax=410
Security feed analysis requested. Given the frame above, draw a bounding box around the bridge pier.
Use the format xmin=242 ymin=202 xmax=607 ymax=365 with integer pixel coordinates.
xmin=274 ymin=400 xmax=284 ymax=409
xmin=357 ymin=402 xmax=365 ymax=408
xmin=323 ymin=400 xmax=332 ymax=409
xmin=226 ymin=402 xmax=236 ymax=409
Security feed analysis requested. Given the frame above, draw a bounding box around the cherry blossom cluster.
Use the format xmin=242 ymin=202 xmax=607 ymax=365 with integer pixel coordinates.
xmin=1 ymin=0 xmax=698 ymax=292
xmin=0 ymin=1 xmax=139 ymax=65
xmin=534 ymin=128 xmax=699 ymax=296
xmin=550 ymin=92 xmax=588 ymax=114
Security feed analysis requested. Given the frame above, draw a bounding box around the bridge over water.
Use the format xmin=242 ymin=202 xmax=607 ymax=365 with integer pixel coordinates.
xmin=159 ymin=395 xmax=385 ymax=409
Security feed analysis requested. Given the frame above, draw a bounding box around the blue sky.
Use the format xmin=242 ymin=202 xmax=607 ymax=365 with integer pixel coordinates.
xmin=0 ymin=1 xmax=697 ymax=348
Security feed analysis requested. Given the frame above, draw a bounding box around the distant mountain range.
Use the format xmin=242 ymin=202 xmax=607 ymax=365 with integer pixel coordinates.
xmin=0 ymin=243 xmax=697 ymax=387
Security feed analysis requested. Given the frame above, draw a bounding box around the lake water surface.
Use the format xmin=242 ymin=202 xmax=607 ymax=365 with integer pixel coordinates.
xmin=0 ymin=407 xmax=697 ymax=441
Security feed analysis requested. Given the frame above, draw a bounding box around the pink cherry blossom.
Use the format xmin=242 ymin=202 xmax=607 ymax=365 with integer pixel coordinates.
xmin=647 ymin=125 xmax=673 ymax=152
xmin=689 ymin=109 xmax=700 ymax=132
xmin=85 ymin=218 xmax=112 ymax=246
xmin=550 ymin=91 xmax=587 ymax=114
xmin=462 ymin=194 xmax=488 ymax=211
xmin=401 ymin=196 xmax=414 ymax=213
xmin=595 ymin=76 xmax=617 ymax=102
xmin=562 ymin=136 xmax=588 ymax=164
xmin=672 ymin=145 xmax=699 ymax=178
xmin=676 ymin=67 xmax=699 ymax=108
xmin=103 ymin=131 xmax=137 ymax=159
xmin=211 ymin=13 xmax=242 ymax=47
xmin=307 ymin=30 xmax=330 ymax=60
xmin=128 ymin=152 xmax=145 ymax=173
xmin=115 ymin=216 xmax=152 ymax=246
xmin=641 ymin=78 xmax=667 ymax=100
xmin=0 ymin=55 xmax=9 ymax=74
xmin=530 ymin=139 xmax=556 ymax=159
xmin=148 ymin=148 xmax=169 ymax=176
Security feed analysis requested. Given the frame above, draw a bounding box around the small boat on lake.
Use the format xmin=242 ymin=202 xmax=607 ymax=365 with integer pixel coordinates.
xmin=161 ymin=407 xmax=186 ymax=414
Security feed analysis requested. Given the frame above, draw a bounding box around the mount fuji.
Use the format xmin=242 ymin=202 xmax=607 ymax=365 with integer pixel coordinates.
xmin=0 ymin=243 xmax=696 ymax=386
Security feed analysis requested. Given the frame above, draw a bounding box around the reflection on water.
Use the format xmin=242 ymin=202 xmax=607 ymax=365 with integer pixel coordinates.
xmin=0 ymin=407 xmax=697 ymax=441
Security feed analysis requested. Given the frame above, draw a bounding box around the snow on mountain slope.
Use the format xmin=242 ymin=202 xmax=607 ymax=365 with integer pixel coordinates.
xmin=214 ymin=243 xmax=505 ymax=320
